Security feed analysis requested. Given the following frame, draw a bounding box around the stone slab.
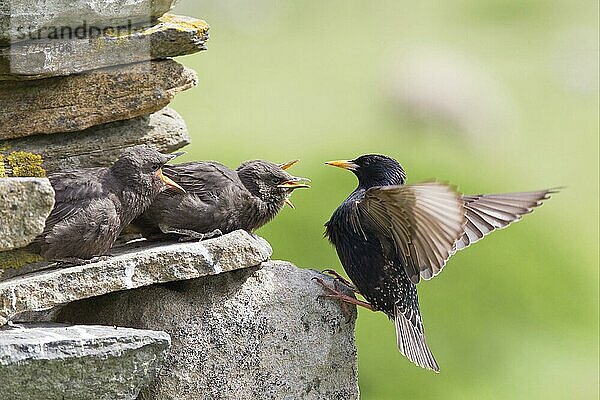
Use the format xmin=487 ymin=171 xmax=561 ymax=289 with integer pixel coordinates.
xmin=0 ymin=107 xmax=190 ymax=173
xmin=0 ymin=230 xmax=272 ymax=326
xmin=0 ymin=323 xmax=171 ymax=400
xmin=0 ymin=14 xmax=209 ymax=80
xmin=57 ymin=261 xmax=360 ymax=400
xmin=0 ymin=178 xmax=54 ymax=251
xmin=0 ymin=0 xmax=178 ymax=45
xmin=0 ymin=59 xmax=197 ymax=139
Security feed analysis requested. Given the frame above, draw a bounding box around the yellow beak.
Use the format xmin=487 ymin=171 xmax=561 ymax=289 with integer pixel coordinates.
xmin=157 ymin=168 xmax=186 ymax=193
xmin=277 ymin=177 xmax=311 ymax=189
xmin=279 ymin=159 xmax=300 ymax=170
xmin=325 ymin=160 xmax=359 ymax=171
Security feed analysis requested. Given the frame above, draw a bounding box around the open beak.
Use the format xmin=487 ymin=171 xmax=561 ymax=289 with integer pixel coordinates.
xmin=277 ymin=176 xmax=311 ymax=189
xmin=278 ymin=176 xmax=310 ymax=209
xmin=157 ymin=168 xmax=186 ymax=193
xmin=325 ymin=159 xmax=358 ymax=171
xmin=278 ymin=159 xmax=299 ymax=170
xmin=284 ymin=198 xmax=295 ymax=209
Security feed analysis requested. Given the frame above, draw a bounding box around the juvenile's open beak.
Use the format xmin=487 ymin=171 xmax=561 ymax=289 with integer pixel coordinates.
xmin=277 ymin=176 xmax=311 ymax=189
xmin=284 ymin=198 xmax=295 ymax=209
xmin=157 ymin=168 xmax=186 ymax=193
xmin=278 ymin=159 xmax=299 ymax=170
xmin=325 ymin=160 xmax=358 ymax=171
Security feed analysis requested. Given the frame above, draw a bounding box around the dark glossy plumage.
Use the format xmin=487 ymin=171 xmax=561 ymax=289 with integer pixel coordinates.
xmin=325 ymin=154 xmax=555 ymax=372
xmin=131 ymin=159 xmax=309 ymax=239
xmin=28 ymin=145 xmax=180 ymax=260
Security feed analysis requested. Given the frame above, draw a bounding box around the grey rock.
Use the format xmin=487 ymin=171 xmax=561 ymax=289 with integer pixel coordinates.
xmin=58 ymin=261 xmax=360 ymax=400
xmin=0 ymin=59 xmax=197 ymax=140
xmin=0 ymin=0 xmax=178 ymax=45
xmin=1 ymin=107 xmax=190 ymax=174
xmin=0 ymin=14 xmax=209 ymax=80
xmin=0 ymin=323 xmax=171 ymax=400
xmin=0 ymin=230 xmax=272 ymax=326
xmin=0 ymin=178 xmax=54 ymax=251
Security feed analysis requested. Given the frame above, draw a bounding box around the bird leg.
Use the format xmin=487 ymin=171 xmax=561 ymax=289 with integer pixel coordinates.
xmin=53 ymin=255 xmax=111 ymax=268
xmin=312 ymin=276 xmax=375 ymax=322
xmin=159 ymin=225 xmax=223 ymax=242
xmin=321 ymin=269 xmax=358 ymax=293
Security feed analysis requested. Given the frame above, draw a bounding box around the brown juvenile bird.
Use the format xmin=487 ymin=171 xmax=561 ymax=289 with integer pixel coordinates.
xmin=27 ymin=145 xmax=184 ymax=261
xmin=320 ymin=154 xmax=556 ymax=372
xmin=131 ymin=159 xmax=310 ymax=240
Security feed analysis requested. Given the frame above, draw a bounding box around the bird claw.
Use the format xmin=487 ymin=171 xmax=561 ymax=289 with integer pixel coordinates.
xmin=54 ymin=255 xmax=112 ymax=268
xmin=164 ymin=228 xmax=223 ymax=242
xmin=320 ymin=269 xmax=358 ymax=292
xmin=312 ymin=276 xmax=373 ymax=322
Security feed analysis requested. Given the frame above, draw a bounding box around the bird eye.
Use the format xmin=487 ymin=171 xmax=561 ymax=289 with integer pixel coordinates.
xmin=151 ymin=162 xmax=162 ymax=171
xmin=271 ymin=178 xmax=280 ymax=184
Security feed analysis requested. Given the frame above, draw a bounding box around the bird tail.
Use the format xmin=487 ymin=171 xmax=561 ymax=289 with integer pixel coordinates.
xmin=394 ymin=306 xmax=440 ymax=372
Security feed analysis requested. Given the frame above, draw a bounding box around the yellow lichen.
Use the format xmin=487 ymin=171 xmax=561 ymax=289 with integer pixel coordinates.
xmin=6 ymin=151 xmax=46 ymax=177
xmin=0 ymin=154 xmax=5 ymax=178
xmin=157 ymin=14 xmax=210 ymax=33
xmin=0 ymin=250 xmax=43 ymax=270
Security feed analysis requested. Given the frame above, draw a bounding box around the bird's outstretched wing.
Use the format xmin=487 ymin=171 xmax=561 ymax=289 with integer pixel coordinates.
xmin=357 ymin=182 xmax=466 ymax=284
xmin=452 ymin=189 xmax=557 ymax=252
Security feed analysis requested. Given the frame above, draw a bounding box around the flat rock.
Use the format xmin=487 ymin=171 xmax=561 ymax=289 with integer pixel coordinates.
xmin=0 ymin=230 xmax=272 ymax=326
xmin=0 ymin=178 xmax=54 ymax=251
xmin=0 ymin=59 xmax=197 ymax=140
xmin=57 ymin=261 xmax=360 ymax=400
xmin=1 ymin=107 xmax=190 ymax=173
xmin=0 ymin=0 xmax=178 ymax=45
xmin=0 ymin=323 xmax=170 ymax=400
xmin=0 ymin=14 xmax=209 ymax=80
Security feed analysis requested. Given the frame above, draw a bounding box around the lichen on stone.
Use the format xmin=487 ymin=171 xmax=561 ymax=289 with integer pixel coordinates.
xmin=6 ymin=151 xmax=46 ymax=177
xmin=0 ymin=250 xmax=43 ymax=270
xmin=0 ymin=155 xmax=5 ymax=178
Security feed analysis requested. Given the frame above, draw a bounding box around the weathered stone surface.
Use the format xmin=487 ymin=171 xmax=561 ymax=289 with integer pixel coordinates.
xmin=0 ymin=0 xmax=178 ymax=45
xmin=0 ymin=59 xmax=197 ymax=139
xmin=0 ymin=323 xmax=171 ymax=400
xmin=0 ymin=178 xmax=54 ymax=251
xmin=58 ymin=261 xmax=360 ymax=400
xmin=1 ymin=107 xmax=190 ymax=173
xmin=0 ymin=14 xmax=209 ymax=80
xmin=0 ymin=230 xmax=272 ymax=326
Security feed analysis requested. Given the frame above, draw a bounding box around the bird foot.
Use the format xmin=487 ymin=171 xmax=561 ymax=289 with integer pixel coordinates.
xmin=312 ymin=276 xmax=374 ymax=322
xmin=161 ymin=227 xmax=223 ymax=242
xmin=54 ymin=255 xmax=112 ymax=268
xmin=321 ymin=269 xmax=359 ymax=293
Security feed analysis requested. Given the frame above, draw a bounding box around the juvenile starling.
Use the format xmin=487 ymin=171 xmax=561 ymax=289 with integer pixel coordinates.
xmin=320 ymin=154 xmax=556 ymax=372
xmin=131 ymin=159 xmax=310 ymax=240
xmin=28 ymin=145 xmax=184 ymax=261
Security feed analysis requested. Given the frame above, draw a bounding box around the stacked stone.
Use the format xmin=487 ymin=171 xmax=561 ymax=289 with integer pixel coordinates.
xmin=0 ymin=0 xmax=207 ymax=273
xmin=0 ymin=2 xmax=360 ymax=398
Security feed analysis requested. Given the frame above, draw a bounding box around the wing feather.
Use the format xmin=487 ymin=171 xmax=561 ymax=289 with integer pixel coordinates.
xmin=452 ymin=189 xmax=557 ymax=252
xmin=358 ymin=182 xmax=466 ymax=284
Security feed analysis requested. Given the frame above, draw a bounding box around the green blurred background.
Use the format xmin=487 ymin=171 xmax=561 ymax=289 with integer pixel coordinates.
xmin=171 ymin=1 xmax=598 ymax=398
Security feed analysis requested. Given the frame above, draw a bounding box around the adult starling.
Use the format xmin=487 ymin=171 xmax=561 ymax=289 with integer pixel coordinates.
xmin=320 ymin=154 xmax=556 ymax=372
xmin=131 ymin=159 xmax=310 ymax=240
xmin=28 ymin=145 xmax=184 ymax=261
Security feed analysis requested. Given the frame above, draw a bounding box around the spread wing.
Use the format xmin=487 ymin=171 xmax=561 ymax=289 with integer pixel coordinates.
xmin=452 ymin=189 xmax=557 ymax=252
xmin=162 ymin=162 xmax=242 ymax=201
xmin=357 ymin=182 xmax=466 ymax=284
